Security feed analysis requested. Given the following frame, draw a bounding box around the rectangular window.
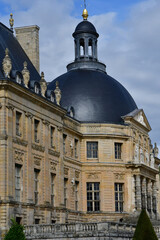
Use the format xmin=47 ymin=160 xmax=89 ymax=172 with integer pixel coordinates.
xmin=87 ymin=182 xmax=100 ymax=212
xmin=115 ymin=183 xmax=124 ymax=212
xmin=16 ymin=111 xmax=22 ymax=136
xmin=64 ymin=178 xmax=68 ymax=207
xmin=75 ymin=139 xmax=78 ymax=158
xmin=63 ymin=134 xmax=67 ymax=154
xmin=15 ymin=165 xmax=21 ymax=201
xmin=87 ymin=142 xmax=98 ymax=158
xmin=75 ymin=181 xmax=79 ymax=211
xmin=51 ymin=127 xmax=55 ymax=148
xmin=153 ymin=196 xmax=157 ymax=213
xmin=115 ymin=143 xmax=122 ymax=159
xmin=34 ymin=119 xmax=39 ymax=143
xmin=34 ymin=169 xmax=40 ymax=205
xmin=51 ymin=173 xmax=55 ymax=206
xmin=35 ymin=218 xmax=40 ymax=224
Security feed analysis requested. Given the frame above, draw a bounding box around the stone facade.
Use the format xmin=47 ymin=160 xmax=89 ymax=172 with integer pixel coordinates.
xmin=15 ymin=25 xmax=40 ymax=72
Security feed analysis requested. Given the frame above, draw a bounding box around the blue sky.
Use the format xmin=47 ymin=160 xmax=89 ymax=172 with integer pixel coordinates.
xmin=0 ymin=0 xmax=159 ymax=149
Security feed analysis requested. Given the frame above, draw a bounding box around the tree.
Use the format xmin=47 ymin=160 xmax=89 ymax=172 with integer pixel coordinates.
xmin=133 ymin=209 xmax=158 ymax=240
xmin=4 ymin=219 xmax=26 ymax=240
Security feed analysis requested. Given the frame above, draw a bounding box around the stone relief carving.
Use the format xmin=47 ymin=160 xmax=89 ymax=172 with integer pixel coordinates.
xmin=22 ymin=61 xmax=30 ymax=88
xmin=2 ymin=48 xmax=12 ymax=78
xmin=40 ymin=72 xmax=47 ymax=97
xmin=145 ymin=152 xmax=149 ymax=164
xmin=134 ymin=112 xmax=146 ymax=127
xmin=64 ymin=168 xmax=69 ymax=176
xmin=114 ymin=173 xmax=124 ymax=180
xmin=14 ymin=150 xmax=24 ymax=163
xmin=50 ymin=162 xmax=56 ymax=172
xmin=42 ymin=120 xmax=50 ymax=126
xmin=75 ymin=171 xmax=80 ymax=179
xmin=34 ymin=158 xmax=41 ymax=167
xmin=87 ymin=172 xmax=99 ymax=179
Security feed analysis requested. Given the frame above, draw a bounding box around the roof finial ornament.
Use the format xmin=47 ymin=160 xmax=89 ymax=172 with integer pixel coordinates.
xmin=22 ymin=61 xmax=30 ymax=88
xmin=2 ymin=48 xmax=12 ymax=78
xmin=9 ymin=13 xmax=14 ymax=31
xmin=82 ymin=0 xmax=88 ymax=20
xmin=54 ymin=81 xmax=61 ymax=106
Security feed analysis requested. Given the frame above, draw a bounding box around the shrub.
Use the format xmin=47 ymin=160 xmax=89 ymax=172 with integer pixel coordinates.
xmin=133 ymin=209 xmax=158 ymax=240
xmin=4 ymin=219 xmax=26 ymax=240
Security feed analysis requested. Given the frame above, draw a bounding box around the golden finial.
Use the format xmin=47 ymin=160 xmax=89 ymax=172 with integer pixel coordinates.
xmin=9 ymin=13 xmax=14 ymax=30
xmin=82 ymin=0 xmax=88 ymax=20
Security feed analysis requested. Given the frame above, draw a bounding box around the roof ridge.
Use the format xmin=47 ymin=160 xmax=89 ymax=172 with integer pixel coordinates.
xmin=0 ymin=22 xmax=13 ymax=34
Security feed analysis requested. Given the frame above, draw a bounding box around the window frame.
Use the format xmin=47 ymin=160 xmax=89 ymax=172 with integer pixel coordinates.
xmin=64 ymin=178 xmax=68 ymax=207
xmin=115 ymin=183 xmax=124 ymax=212
xmin=114 ymin=142 xmax=122 ymax=160
xmin=51 ymin=173 xmax=55 ymax=206
xmin=87 ymin=142 xmax=98 ymax=159
xmin=15 ymin=164 xmax=22 ymax=202
xmin=16 ymin=111 xmax=22 ymax=137
xmin=87 ymin=182 xmax=100 ymax=212
xmin=34 ymin=169 xmax=40 ymax=205
xmin=34 ymin=119 xmax=40 ymax=143
xmin=50 ymin=126 xmax=55 ymax=148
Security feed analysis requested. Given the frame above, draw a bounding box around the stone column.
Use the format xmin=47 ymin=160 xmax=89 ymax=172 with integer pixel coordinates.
xmin=135 ymin=175 xmax=142 ymax=211
xmin=85 ymin=38 xmax=88 ymax=57
xmin=147 ymin=179 xmax=152 ymax=213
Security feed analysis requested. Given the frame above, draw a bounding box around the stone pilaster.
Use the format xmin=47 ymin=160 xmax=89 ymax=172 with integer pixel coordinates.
xmin=135 ymin=175 xmax=141 ymax=211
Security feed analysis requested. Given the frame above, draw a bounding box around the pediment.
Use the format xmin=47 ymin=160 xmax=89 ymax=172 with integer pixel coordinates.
xmin=122 ymin=109 xmax=151 ymax=131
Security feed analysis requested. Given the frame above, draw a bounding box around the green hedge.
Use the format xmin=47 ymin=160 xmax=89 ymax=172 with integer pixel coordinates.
xmin=133 ymin=209 xmax=158 ymax=240
xmin=4 ymin=219 xmax=26 ymax=240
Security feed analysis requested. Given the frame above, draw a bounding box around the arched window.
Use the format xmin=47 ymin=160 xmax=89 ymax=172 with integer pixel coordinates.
xmin=50 ymin=93 xmax=54 ymax=102
xmin=16 ymin=74 xmax=22 ymax=84
xmin=80 ymin=38 xmax=85 ymax=56
xmin=35 ymin=83 xmax=39 ymax=94
xmin=88 ymin=39 xmax=93 ymax=57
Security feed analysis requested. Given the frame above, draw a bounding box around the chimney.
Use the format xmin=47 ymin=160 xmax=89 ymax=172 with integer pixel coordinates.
xmin=15 ymin=25 xmax=40 ymax=73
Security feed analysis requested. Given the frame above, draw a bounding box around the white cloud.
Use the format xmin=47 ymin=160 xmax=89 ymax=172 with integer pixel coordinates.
xmin=0 ymin=0 xmax=160 ymax=147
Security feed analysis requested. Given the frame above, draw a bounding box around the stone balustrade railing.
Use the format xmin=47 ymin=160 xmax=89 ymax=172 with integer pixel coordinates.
xmin=25 ymin=221 xmax=136 ymax=239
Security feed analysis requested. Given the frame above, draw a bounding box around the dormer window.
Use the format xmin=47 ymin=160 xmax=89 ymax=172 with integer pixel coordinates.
xmin=35 ymin=83 xmax=39 ymax=94
xmin=50 ymin=93 xmax=54 ymax=102
xmin=16 ymin=74 xmax=22 ymax=84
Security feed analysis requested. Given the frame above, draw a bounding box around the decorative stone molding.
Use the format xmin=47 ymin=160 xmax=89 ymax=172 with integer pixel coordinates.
xmin=75 ymin=171 xmax=80 ymax=179
xmin=57 ymin=126 xmax=63 ymax=132
xmin=32 ymin=143 xmax=45 ymax=152
xmin=34 ymin=157 xmax=41 ymax=167
xmin=50 ymin=161 xmax=57 ymax=172
xmin=64 ymin=167 xmax=69 ymax=176
xmin=2 ymin=48 xmax=12 ymax=78
xmin=54 ymin=81 xmax=61 ymax=106
xmin=13 ymin=137 xmax=28 ymax=147
xmin=25 ymin=111 xmax=33 ymax=119
xmin=48 ymin=149 xmax=60 ymax=157
xmin=14 ymin=149 xmax=24 ymax=164
xmin=42 ymin=119 xmax=50 ymax=126
xmin=6 ymin=104 xmax=14 ymax=111
xmin=40 ymin=72 xmax=47 ymax=97
xmin=22 ymin=61 xmax=30 ymax=88
xmin=87 ymin=172 xmax=99 ymax=179
xmin=114 ymin=173 xmax=124 ymax=180
xmin=0 ymin=134 xmax=8 ymax=140
xmin=134 ymin=111 xmax=146 ymax=127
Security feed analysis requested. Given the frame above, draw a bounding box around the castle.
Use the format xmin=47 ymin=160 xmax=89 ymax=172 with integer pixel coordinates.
xmin=0 ymin=7 xmax=159 ymax=239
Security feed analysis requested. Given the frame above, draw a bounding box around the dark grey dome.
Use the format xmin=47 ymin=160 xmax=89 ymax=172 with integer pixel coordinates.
xmin=48 ymin=69 xmax=137 ymax=124
xmin=73 ymin=20 xmax=99 ymax=37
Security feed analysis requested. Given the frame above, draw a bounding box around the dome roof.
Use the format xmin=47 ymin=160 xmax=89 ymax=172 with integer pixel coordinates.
xmin=73 ymin=20 xmax=99 ymax=37
xmin=48 ymin=69 xmax=137 ymax=124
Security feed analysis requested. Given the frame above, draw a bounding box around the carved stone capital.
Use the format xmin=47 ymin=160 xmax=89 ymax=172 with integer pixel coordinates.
xmin=42 ymin=119 xmax=50 ymax=126
xmin=25 ymin=111 xmax=33 ymax=119
xmin=57 ymin=127 xmax=63 ymax=132
xmin=48 ymin=149 xmax=60 ymax=157
xmin=6 ymin=104 xmax=14 ymax=111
